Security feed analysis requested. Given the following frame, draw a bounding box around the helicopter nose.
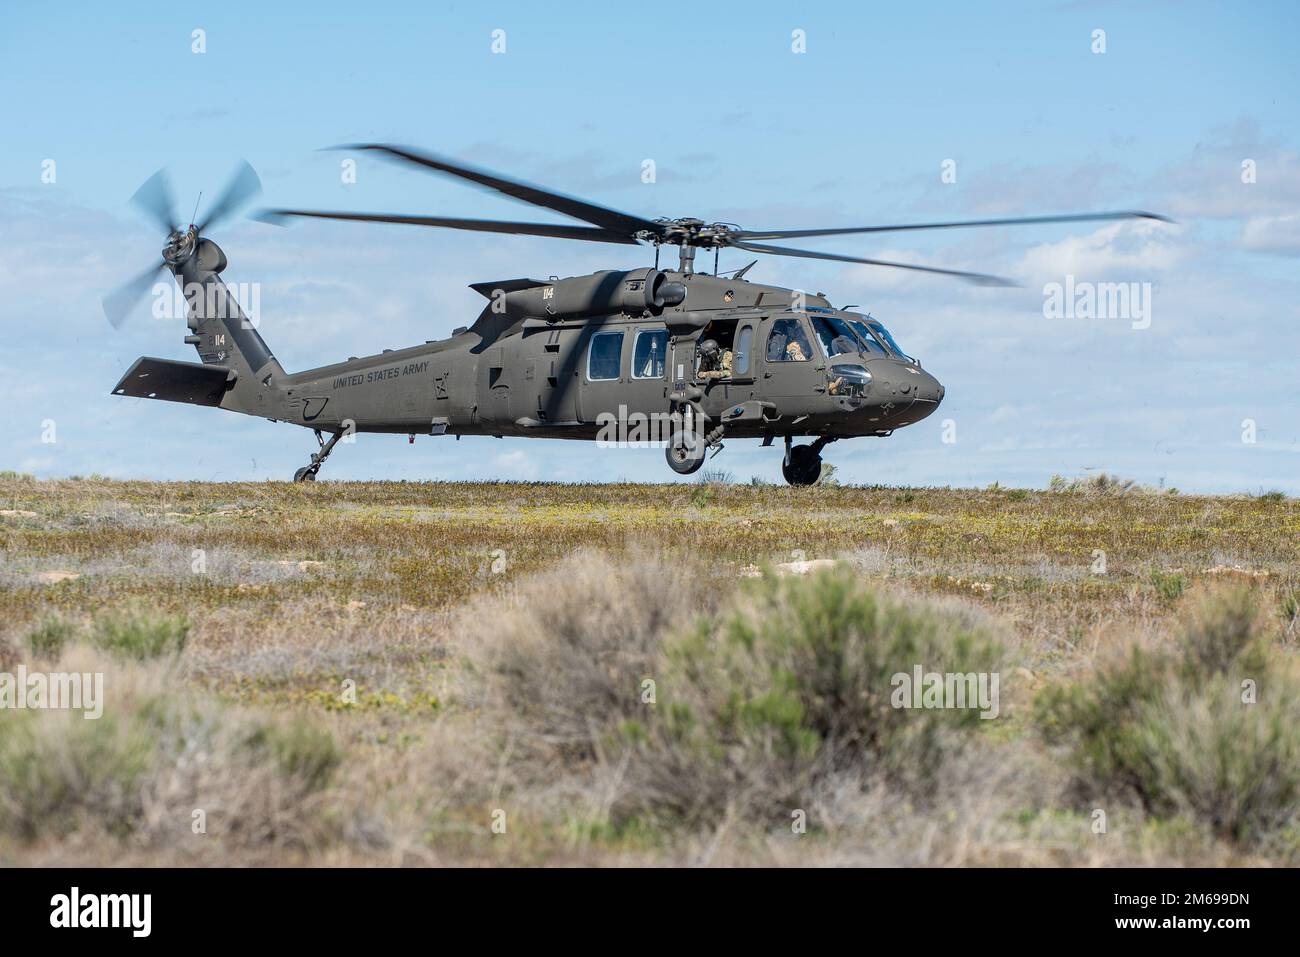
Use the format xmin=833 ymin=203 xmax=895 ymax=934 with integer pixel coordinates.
xmin=898 ymin=367 xmax=944 ymax=424
xmin=914 ymin=369 xmax=944 ymax=405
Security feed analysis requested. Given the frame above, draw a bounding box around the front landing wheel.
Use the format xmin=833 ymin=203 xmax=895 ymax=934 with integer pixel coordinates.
xmin=782 ymin=445 xmax=822 ymax=486
xmin=293 ymin=466 xmax=317 ymax=483
xmin=666 ymin=427 xmax=706 ymax=476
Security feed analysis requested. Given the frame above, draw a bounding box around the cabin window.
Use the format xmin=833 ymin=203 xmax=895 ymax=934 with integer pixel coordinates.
xmin=766 ymin=318 xmax=813 ymax=362
xmin=733 ymin=325 xmax=754 ymax=376
xmin=587 ymin=331 xmax=624 ymax=381
xmin=632 ymin=328 xmax=668 ymax=379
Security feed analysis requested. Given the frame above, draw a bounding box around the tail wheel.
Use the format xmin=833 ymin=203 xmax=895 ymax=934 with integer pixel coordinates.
xmin=782 ymin=445 xmax=822 ymax=486
xmin=665 ymin=426 xmax=706 ymax=476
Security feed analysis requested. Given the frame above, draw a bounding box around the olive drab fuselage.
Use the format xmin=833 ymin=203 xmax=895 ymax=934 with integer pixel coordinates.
xmin=110 ymin=241 xmax=943 ymax=483
xmin=254 ymin=266 xmax=943 ymax=442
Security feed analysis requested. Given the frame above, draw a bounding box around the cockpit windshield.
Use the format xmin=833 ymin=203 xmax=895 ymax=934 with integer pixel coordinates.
xmin=848 ymin=317 xmax=912 ymax=363
xmin=811 ymin=315 xmax=865 ymax=358
xmin=843 ymin=319 xmax=887 ymax=357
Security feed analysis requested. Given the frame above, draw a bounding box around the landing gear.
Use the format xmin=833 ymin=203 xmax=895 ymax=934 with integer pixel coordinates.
xmin=293 ymin=429 xmax=344 ymax=482
xmin=665 ymin=423 xmax=706 ymax=475
xmin=781 ymin=435 xmax=836 ymax=487
xmin=782 ymin=445 xmax=822 ymax=486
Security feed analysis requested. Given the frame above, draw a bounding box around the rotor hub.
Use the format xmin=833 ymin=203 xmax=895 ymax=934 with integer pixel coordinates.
xmin=648 ymin=218 xmax=743 ymax=249
xmin=163 ymin=226 xmax=199 ymax=266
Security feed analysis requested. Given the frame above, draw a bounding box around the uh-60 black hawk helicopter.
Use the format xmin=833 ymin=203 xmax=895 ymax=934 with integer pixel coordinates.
xmin=104 ymin=145 xmax=1166 ymax=485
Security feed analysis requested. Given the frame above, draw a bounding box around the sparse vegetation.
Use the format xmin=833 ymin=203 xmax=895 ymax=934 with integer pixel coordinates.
xmin=1035 ymin=586 xmax=1298 ymax=845
xmin=0 ymin=646 xmax=344 ymax=853
xmin=697 ymin=468 xmax=734 ymax=485
xmin=1048 ymin=472 xmax=1170 ymax=496
xmin=0 ymin=475 xmax=1296 ymax=865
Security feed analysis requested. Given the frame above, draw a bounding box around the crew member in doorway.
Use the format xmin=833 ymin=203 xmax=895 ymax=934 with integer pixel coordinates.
xmin=697 ymin=338 xmax=733 ymax=379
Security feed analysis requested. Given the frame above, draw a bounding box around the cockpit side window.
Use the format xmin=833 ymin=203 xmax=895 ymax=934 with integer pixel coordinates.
xmin=766 ymin=317 xmax=813 ymax=361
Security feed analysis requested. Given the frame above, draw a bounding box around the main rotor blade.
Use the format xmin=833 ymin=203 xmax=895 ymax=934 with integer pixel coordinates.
xmin=254 ymin=208 xmax=640 ymax=244
xmin=334 ymin=143 xmax=661 ymax=238
xmin=731 ymin=210 xmax=1172 ymax=242
xmin=196 ymin=160 xmax=262 ymax=232
xmin=129 ymin=169 xmax=179 ymax=235
xmin=730 ymin=240 xmax=1017 ymax=287
xmin=102 ymin=261 xmax=170 ymax=328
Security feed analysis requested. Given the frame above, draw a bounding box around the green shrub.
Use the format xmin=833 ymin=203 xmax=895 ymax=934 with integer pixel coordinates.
xmin=628 ymin=567 xmax=1012 ymax=821
xmin=243 ymin=719 xmax=341 ymax=792
xmin=1150 ymin=569 xmax=1187 ymax=601
xmin=91 ymin=609 xmax=189 ymax=660
xmin=1035 ymin=585 xmax=1299 ymax=844
xmin=26 ymin=617 xmax=79 ymax=658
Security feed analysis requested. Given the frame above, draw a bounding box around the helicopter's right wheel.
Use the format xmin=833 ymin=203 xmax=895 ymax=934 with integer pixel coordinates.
xmin=665 ymin=426 xmax=706 ymax=476
xmin=782 ymin=445 xmax=822 ymax=487
xmin=293 ymin=466 xmax=317 ymax=483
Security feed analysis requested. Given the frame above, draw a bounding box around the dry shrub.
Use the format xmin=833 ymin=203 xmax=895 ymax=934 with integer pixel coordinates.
xmin=0 ymin=642 xmax=347 ymax=855
xmin=1047 ymin=473 xmax=1165 ymax=496
xmin=461 ymin=549 xmax=717 ymax=759
xmin=1035 ymin=584 xmax=1300 ymax=845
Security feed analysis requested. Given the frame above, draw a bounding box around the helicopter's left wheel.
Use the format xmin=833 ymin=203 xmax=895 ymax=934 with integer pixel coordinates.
xmin=782 ymin=445 xmax=822 ymax=487
xmin=665 ymin=426 xmax=706 ymax=476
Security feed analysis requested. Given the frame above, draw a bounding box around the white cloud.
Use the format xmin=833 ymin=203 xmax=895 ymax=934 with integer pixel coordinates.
xmin=1240 ymin=212 xmax=1300 ymax=256
xmin=491 ymin=449 xmax=539 ymax=480
xmin=1017 ymin=218 xmax=1184 ymax=281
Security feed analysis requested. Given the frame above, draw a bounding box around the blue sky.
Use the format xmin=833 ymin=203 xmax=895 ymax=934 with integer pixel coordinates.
xmin=2 ymin=1 xmax=1298 ymax=490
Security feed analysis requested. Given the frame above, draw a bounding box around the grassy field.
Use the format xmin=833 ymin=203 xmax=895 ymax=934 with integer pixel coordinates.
xmin=1 ymin=474 xmax=1297 ymax=866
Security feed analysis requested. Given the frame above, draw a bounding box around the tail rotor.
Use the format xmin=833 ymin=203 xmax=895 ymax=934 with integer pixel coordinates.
xmin=101 ymin=161 xmax=262 ymax=328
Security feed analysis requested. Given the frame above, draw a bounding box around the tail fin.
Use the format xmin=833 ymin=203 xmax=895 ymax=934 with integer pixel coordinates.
xmin=174 ymin=238 xmax=284 ymax=408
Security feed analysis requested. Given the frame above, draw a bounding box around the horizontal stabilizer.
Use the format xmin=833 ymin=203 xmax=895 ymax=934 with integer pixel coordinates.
xmin=468 ymin=278 xmax=548 ymax=299
xmin=111 ymin=357 xmax=237 ymax=407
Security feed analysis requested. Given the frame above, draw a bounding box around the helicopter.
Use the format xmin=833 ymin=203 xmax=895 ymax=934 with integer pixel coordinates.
xmin=104 ymin=145 xmax=1167 ymax=485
